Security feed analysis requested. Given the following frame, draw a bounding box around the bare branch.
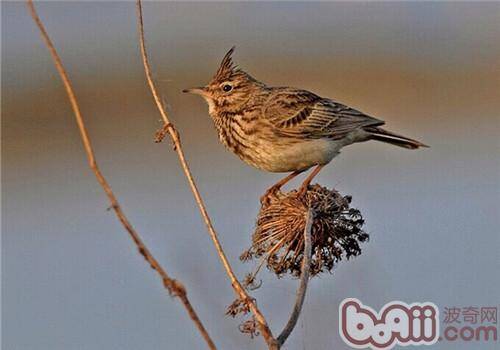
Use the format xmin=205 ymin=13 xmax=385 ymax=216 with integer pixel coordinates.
xmin=135 ymin=1 xmax=278 ymax=348
xmin=26 ymin=1 xmax=216 ymax=349
xmin=277 ymin=208 xmax=313 ymax=346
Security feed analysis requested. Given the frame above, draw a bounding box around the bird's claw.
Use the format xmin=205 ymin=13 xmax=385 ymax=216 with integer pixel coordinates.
xmin=296 ymin=184 xmax=309 ymax=198
xmin=260 ymin=185 xmax=281 ymax=206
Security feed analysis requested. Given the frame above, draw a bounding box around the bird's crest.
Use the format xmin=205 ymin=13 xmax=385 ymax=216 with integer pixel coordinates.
xmin=215 ymin=46 xmax=237 ymax=80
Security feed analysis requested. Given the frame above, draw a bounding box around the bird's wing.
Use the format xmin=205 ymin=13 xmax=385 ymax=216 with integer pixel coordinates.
xmin=263 ymin=89 xmax=384 ymax=140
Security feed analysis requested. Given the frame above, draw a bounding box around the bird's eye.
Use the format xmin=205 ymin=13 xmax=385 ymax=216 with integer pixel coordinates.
xmin=222 ymin=84 xmax=232 ymax=92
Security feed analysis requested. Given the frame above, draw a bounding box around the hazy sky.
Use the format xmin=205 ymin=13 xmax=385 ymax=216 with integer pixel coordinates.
xmin=2 ymin=2 xmax=500 ymax=350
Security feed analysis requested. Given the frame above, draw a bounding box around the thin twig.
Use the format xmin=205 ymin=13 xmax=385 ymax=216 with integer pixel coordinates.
xmin=277 ymin=208 xmax=313 ymax=346
xmin=26 ymin=2 xmax=216 ymax=349
xmin=135 ymin=1 xmax=278 ymax=348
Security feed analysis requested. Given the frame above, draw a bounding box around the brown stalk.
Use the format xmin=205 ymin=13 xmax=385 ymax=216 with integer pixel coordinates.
xmin=277 ymin=209 xmax=313 ymax=346
xmin=135 ymin=1 xmax=278 ymax=348
xmin=26 ymin=1 xmax=216 ymax=349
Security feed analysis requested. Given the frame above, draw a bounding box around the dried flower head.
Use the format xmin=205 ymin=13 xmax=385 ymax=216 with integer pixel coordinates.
xmin=225 ymin=297 xmax=253 ymax=318
xmin=238 ymin=316 xmax=260 ymax=339
xmin=241 ymin=184 xmax=368 ymax=277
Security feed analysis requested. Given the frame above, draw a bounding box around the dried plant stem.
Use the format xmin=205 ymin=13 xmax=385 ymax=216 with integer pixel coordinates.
xmin=277 ymin=208 xmax=313 ymax=346
xmin=26 ymin=2 xmax=216 ymax=349
xmin=135 ymin=1 xmax=278 ymax=348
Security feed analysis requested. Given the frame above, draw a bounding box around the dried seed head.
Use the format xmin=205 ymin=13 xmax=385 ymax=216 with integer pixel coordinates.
xmin=225 ymin=297 xmax=253 ymax=318
xmin=241 ymin=184 xmax=368 ymax=277
xmin=242 ymin=273 xmax=262 ymax=291
xmin=238 ymin=316 xmax=260 ymax=338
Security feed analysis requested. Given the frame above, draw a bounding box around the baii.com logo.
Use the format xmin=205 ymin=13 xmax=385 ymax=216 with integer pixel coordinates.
xmin=339 ymin=298 xmax=439 ymax=349
xmin=339 ymin=298 xmax=498 ymax=349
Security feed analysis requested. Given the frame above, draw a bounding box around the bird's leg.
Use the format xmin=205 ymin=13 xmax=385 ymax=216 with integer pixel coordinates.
xmin=260 ymin=169 xmax=305 ymax=205
xmin=297 ymin=165 xmax=325 ymax=197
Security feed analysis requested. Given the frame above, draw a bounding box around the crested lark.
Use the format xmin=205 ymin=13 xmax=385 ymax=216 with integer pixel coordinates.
xmin=184 ymin=48 xmax=427 ymax=202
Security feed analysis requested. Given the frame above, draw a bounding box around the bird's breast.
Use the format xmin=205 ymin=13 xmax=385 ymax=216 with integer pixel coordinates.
xmin=252 ymin=138 xmax=341 ymax=172
xmin=212 ymin=112 xmax=345 ymax=173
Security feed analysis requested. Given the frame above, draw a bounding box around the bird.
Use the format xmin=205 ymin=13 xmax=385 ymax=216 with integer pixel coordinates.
xmin=183 ymin=47 xmax=428 ymax=203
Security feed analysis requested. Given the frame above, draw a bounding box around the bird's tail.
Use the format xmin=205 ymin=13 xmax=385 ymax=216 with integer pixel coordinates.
xmin=364 ymin=126 xmax=429 ymax=149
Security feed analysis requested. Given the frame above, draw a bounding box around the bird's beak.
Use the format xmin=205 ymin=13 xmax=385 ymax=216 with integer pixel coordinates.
xmin=182 ymin=86 xmax=207 ymax=96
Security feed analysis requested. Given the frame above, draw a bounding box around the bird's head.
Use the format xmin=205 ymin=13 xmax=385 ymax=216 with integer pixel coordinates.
xmin=183 ymin=47 xmax=265 ymax=113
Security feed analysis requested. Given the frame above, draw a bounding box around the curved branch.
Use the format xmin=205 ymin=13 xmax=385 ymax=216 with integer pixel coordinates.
xmin=277 ymin=208 xmax=313 ymax=346
xmin=135 ymin=1 xmax=278 ymax=348
xmin=26 ymin=2 xmax=216 ymax=349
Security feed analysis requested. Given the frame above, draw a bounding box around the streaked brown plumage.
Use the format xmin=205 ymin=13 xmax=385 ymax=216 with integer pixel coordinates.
xmin=184 ymin=47 xmax=427 ymax=201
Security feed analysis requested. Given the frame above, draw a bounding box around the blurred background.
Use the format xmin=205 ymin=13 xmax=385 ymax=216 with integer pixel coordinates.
xmin=2 ymin=2 xmax=499 ymax=349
